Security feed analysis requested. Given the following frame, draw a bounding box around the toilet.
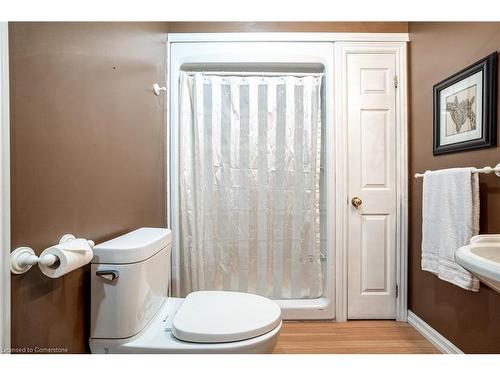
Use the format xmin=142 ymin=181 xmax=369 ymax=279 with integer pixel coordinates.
xmin=89 ymin=227 xmax=282 ymax=353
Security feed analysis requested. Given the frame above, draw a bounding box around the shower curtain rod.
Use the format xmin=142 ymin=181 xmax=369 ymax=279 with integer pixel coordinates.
xmin=183 ymin=71 xmax=324 ymax=77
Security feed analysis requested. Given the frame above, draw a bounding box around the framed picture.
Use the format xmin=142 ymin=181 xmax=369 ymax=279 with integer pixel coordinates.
xmin=433 ymin=52 xmax=498 ymax=155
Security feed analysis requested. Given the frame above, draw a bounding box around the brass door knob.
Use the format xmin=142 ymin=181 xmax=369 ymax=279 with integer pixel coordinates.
xmin=351 ymin=196 xmax=362 ymax=208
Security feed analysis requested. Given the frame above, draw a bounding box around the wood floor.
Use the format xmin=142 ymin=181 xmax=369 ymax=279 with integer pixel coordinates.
xmin=272 ymin=320 xmax=440 ymax=354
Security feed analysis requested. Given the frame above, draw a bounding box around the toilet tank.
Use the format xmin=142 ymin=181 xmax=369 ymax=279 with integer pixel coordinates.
xmin=90 ymin=227 xmax=171 ymax=339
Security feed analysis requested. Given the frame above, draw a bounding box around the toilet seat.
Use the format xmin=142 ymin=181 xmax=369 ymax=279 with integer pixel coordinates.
xmin=172 ymin=291 xmax=282 ymax=344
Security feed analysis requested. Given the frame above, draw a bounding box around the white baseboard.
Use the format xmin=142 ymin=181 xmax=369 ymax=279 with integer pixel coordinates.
xmin=407 ymin=310 xmax=463 ymax=354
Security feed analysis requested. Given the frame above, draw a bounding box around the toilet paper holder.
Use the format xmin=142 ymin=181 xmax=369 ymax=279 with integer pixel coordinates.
xmin=10 ymin=234 xmax=95 ymax=275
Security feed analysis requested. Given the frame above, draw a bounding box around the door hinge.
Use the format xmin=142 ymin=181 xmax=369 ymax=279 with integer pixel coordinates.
xmin=395 ymin=284 xmax=399 ymax=298
xmin=393 ymin=75 xmax=399 ymax=89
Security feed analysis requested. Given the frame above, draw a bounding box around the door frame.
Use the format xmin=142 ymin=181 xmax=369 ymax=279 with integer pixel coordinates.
xmin=334 ymin=42 xmax=408 ymax=322
xmin=0 ymin=21 xmax=11 ymax=352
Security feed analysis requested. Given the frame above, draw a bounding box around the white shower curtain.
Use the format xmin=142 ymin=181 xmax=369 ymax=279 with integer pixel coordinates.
xmin=178 ymin=72 xmax=323 ymax=299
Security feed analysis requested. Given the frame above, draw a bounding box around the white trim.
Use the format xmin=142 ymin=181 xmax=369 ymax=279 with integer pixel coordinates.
xmin=396 ymin=42 xmax=409 ymax=322
xmin=165 ymin=37 xmax=171 ymax=229
xmin=333 ymin=42 xmax=409 ymax=322
xmin=165 ymin=36 xmax=173 ymax=297
xmin=167 ymin=32 xmax=409 ymax=43
xmin=407 ymin=310 xmax=463 ymax=354
xmin=0 ymin=21 xmax=10 ymax=353
xmin=333 ymin=43 xmax=347 ymax=322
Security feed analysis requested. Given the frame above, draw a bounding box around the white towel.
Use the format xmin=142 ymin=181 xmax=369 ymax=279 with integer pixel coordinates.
xmin=421 ymin=167 xmax=480 ymax=291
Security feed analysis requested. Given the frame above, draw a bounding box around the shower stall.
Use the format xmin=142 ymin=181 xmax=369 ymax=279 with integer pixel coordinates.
xmin=169 ymin=40 xmax=334 ymax=319
xmin=167 ymin=34 xmax=408 ymax=321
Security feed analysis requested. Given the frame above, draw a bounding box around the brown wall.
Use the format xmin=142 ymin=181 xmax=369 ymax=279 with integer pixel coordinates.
xmin=168 ymin=22 xmax=407 ymax=33
xmin=8 ymin=21 xmax=408 ymax=354
xmin=9 ymin=22 xmax=168 ymax=353
xmin=408 ymin=22 xmax=500 ymax=353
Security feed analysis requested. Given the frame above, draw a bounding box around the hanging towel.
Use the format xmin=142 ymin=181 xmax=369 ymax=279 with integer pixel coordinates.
xmin=421 ymin=167 xmax=480 ymax=291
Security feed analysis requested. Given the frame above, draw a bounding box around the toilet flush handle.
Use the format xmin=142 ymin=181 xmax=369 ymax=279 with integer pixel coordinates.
xmin=96 ymin=270 xmax=119 ymax=281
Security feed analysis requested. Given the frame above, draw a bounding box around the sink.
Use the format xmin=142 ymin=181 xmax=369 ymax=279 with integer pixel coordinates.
xmin=455 ymin=235 xmax=500 ymax=293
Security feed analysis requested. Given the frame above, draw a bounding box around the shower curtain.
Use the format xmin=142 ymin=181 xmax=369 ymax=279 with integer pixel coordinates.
xmin=178 ymin=72 xmax=323 ymax=299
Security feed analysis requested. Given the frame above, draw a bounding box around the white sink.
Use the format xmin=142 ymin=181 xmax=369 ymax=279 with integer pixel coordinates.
xmin=455 ymin=235 xmax=500 ymax=293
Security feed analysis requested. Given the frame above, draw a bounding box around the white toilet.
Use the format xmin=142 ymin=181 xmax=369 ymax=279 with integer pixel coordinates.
xmin=89 ymin=227 xmax=282 ymax=353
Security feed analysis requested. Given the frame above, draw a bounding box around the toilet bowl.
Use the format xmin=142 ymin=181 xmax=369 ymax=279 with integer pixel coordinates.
xmin=89 ymin=227 xmax=282 ymax=354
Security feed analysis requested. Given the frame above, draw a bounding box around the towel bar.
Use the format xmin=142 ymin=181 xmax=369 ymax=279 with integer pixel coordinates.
xmin=414 ymin=163 xmax=500 ymax=178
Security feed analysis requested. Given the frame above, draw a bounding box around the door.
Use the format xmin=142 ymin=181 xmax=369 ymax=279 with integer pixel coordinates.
xmin=346 ymin=52 xmax=397 ymax=319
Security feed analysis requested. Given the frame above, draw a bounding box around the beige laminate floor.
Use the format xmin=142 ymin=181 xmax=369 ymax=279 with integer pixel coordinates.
xmin=272 ymin=320 xmax=440 ymax=354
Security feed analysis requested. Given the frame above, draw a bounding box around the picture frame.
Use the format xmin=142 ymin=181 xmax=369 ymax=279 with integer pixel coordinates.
xmin=433 ymin=52 xmax=498 ymax=155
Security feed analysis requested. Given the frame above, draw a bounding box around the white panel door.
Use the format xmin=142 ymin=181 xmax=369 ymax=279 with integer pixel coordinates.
xmin=347 ymin=52 xmax=397 ymax=319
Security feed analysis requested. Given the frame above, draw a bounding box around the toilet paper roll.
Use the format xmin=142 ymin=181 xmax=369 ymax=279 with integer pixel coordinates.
xmin=38 ymin=238 xmax=93 ymax=278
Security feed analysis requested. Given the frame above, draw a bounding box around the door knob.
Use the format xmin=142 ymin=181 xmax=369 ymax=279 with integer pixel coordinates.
xmin=351 ymin=196 xmax=362 ymax=209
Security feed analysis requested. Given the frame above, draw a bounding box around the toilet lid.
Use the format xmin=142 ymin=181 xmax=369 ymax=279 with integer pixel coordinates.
xmin=172 ymin=291 xmax=281 ymax=343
